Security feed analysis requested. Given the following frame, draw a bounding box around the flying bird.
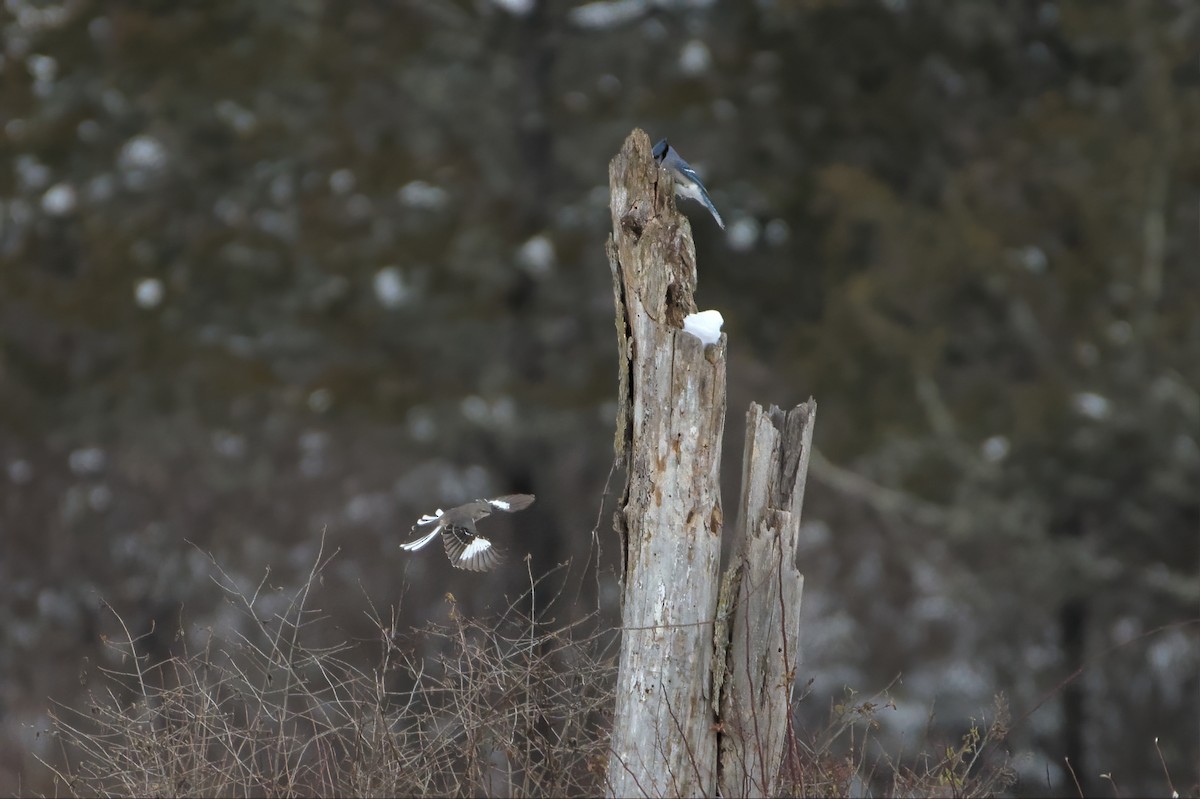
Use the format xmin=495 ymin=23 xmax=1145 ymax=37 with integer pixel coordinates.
xmin=399 ymin=494 xmax=535 ymax=572
xmin=652 ymin=138 xmax=725 ymax=229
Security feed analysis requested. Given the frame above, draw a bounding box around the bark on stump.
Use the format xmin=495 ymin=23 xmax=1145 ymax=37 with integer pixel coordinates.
xmin=605 ymin=129 xmax=816 ymax=798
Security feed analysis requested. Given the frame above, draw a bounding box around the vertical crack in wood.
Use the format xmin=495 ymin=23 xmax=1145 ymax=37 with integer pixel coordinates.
xmin=608 ymin=235 xmax=634 ymax=582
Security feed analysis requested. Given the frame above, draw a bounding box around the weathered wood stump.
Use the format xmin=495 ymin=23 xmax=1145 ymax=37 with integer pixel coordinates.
xmin=605 ymin=129 xmax=816 ymax=798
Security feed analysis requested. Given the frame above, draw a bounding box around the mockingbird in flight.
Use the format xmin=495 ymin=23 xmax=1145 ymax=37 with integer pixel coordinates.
xmin=399 ymin=494 xmax=535 ymax=572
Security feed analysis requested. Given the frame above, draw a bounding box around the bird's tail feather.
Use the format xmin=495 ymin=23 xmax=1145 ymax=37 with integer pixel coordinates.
xmin=399 ymin=525 xmax=441 ymax=551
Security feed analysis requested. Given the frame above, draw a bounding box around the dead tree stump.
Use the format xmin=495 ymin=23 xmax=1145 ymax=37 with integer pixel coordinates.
xmin=605 ymin=129 xmax=816 ymax=798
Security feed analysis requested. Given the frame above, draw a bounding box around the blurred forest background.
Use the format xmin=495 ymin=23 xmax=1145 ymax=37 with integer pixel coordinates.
xmin=0 ymin=0 xmax=1197 ymax=795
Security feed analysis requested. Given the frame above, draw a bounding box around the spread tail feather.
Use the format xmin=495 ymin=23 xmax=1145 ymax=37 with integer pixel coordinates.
xmin=399 ymin=525 xmax=441 ymax=551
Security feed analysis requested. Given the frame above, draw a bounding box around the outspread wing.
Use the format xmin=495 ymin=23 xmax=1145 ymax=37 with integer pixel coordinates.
xmin=441 ymin=525 xmax=502 ymax=572
xmin=484 ymin=494 xmax=535 ymax=514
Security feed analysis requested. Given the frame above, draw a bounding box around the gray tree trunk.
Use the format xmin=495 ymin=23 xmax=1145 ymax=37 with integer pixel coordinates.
xmin=715 ymin=402 xmax=814 ymax=798
xmin=605 ymin=129 xmax=815 ymax=798
xmin=605 ymin=129 xmax=727 ymax=798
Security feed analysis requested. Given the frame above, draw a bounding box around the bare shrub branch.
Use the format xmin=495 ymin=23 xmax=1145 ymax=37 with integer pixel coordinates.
xmin=40 ymin=540 xmax=616 ymax=798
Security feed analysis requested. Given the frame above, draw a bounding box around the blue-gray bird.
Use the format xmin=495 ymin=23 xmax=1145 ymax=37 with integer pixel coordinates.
xmin=652 ymin=138 xmax=724 ymax=229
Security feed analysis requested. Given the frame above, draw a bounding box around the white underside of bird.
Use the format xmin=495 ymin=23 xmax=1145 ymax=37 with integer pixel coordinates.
xmin=674 ymin=178 xmax=724 ymax=229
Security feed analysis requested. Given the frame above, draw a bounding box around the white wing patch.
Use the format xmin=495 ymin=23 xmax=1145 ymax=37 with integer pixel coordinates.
xmin=486 ymin=494 xmax=535 ymax=513
xmin=441 ymin=526 xmax=501 ymax=572
xmin=459 ymin=536 xmax=492 ymax=563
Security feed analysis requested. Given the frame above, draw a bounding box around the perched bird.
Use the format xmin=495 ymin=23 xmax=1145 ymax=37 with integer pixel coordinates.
xmin=399 ymin=494 xmax=535 ymax=572
xmin=652 ymin=138 xmax=725 ymax=229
